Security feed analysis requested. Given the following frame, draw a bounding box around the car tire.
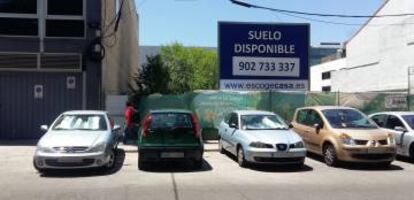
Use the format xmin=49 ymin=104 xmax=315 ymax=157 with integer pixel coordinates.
xmin=138 ymin=152 xmax=146 ymax=170
xmin=323 ymin=144 xmax=339 ymax=167
xmin=237 ymin=146 xmax=248 ymax=168
xmin=409 ymin=143 xmax=414 ymax=160
xmin=219 ymin=138 xmax=225 ymax=154
xmin=193 ymin=159 xmax=203 ymax=170
xmin=105 ymin=149 xmax=116 ymax=169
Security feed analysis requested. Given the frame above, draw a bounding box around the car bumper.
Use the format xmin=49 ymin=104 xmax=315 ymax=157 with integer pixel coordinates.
xmin=244 ymin=147 xmax=307 ymax=165
xmin=139 ymin=146 xmax=204 ymax=162
xmin=337 ymin=146 xmax=396 ymax=163
xmin=33 ymin=151 xmax=111 ymax=169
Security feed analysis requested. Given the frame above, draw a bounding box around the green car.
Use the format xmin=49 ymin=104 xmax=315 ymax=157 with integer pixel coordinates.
xmin=137 ymin=110 xmax=204 ymax=170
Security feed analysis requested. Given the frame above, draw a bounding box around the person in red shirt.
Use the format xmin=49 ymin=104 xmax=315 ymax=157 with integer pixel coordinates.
xmin=123 ymin=101 xmax=136 ymax=144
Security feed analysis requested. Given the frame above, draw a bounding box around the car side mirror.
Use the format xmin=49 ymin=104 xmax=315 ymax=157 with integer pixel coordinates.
xmin=394 ymin=126 xmax=407 ymax=133
xmin=288 ymin=124 xmax=294 ymax=129
xmin=113 ymin=125 xmax=121 ymax=131
xmin=229 ymin=123 xmax=238 ymax=129
xmin=40 ymin=125 xmax=48 ymax=132
xmin=314 ymin=123 xmax=322 ymax=133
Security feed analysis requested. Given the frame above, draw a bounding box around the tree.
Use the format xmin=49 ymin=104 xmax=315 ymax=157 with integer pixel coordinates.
xmin=132 ymin=54 xmax=170 ymax=95
xmin=161 ymin=43 xmax=218 ymax=93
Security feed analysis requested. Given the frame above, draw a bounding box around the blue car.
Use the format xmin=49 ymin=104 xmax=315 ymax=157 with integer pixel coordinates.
xmin=218 ymin=110 xmax=306 ymax=168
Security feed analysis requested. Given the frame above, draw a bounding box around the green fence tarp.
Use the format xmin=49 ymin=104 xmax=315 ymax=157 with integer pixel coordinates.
xmin=135 ymin=91 xmax=411 ymax=140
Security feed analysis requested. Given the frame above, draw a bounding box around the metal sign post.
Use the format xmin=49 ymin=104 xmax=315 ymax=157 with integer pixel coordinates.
xmin=408 ymin=67 xmax=414 ymax=110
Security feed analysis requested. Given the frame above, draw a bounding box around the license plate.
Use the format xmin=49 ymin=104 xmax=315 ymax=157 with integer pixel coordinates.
xmin=161 ymin=152 xmax=184 ymax=158
xmin=58 ymin=158 xmax=80 ymax=163
xmin=367 ymin=148 xmax=386 ymax=154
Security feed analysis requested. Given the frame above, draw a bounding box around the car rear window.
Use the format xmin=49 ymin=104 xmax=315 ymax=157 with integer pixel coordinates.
xmin=150 ymin=113 xmax=193 ymax=130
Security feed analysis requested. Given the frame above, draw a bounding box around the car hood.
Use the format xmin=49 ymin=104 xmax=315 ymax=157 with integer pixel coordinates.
xmin=333 ymin=128 xmax=389 ymax=140
xmin=38 ymin=130 xmax=108 ymax=147
xmin=243 ymin=129 xmax=303 ymax=144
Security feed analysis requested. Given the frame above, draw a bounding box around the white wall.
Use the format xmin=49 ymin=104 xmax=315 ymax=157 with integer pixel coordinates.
xmin=105 ymin=95 xmax=128 ymax=127
xmin=310 ymin=58 xmax=347 ymax=91
xmin=332 ymin=0 xmax=414 ymax=92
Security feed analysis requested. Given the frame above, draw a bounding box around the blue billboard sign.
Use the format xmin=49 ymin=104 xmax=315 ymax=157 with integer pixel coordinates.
xmin=219 ymin=22 xmax=310 ymax=91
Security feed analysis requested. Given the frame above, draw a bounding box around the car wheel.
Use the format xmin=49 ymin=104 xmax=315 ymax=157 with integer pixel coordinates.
xmin=219 ymin=138 xmax=225 ymax=154
xmin=237 ymin=146 xmax=248 ymax=168
xmin=193 ymin=159 xmax=203 ymax=170
xmin=323 ymin=144 xmax=339 ymax=167
xmin=138 ymin=152 xmax=146 ymax=170
xmin=409 ymin=143 xmax=414 ymax=160
xmin=106 ymin=149 xmax=116 ymax=169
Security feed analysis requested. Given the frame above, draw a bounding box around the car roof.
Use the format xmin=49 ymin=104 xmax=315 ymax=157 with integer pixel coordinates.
xmin=150 ymin=109 xmax=193 ymax=114
xmin=234 ymin=110 xmax=276 ymax=115
xmin=369 ymin=111 xmax=414 ymax=116
xmin=297 ymin=106 xmax=359 ymax=111
xmin=63 ymin=110 xmax=108 ymax=115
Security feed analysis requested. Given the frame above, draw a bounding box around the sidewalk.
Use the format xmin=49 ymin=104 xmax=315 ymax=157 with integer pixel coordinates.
xmin=119 ymin=140 xmax=219 ymax=153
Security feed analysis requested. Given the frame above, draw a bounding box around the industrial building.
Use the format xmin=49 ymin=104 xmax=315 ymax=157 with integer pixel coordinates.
xmin=311 ymin=0 xmax=414 ymax=93
xmin=0 ymin=0 xmax=139 ymax=139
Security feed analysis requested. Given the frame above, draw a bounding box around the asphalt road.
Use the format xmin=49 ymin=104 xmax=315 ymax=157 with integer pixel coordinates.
xmin=1 ymin=144 xmax=414 ymax=200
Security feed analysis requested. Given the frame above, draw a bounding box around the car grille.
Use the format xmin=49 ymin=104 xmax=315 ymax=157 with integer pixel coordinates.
xmin=351 ymin=153 xmax=394 ymax=160
xmin=354 ymin=140 xmax=388 ymax=146
xmin=45 ymin=159 xmax=95 ymax=167
xmin=378 ymin=140 xmax=388 ymax=145
xmin=52 ymin=146 xmax=89 ymax=153
xmin=354 ymin=140 xmax=368 ymax=145
xmin=254 ymin=157 xmax=304 ymax=163
xmin=276 ymin=144 xmax=288 ymax=151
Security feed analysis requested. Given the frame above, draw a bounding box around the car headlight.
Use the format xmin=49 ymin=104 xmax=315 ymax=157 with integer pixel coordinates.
xmin=36 ymin=146 xmax=54 ymax=153
xmin=292 ymin=141 xmax=304 ymax=148
xmin=339 ymin=133 xmax=355 ymax=146
xmin=249 ymin=142 xmax=273 ymax=148
xmin=88 ymin=142 xmax=107 ymax=153
xmin=387 ymin=133 xmax=396 ymax=145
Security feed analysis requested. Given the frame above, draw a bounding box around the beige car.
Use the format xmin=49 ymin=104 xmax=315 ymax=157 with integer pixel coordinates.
xmin=291 ymin=106 xmax=396 ymax=167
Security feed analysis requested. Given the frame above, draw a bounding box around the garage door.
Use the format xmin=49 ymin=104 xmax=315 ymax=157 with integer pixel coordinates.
xmin=0 ymin=72 xmax=83 ymax=140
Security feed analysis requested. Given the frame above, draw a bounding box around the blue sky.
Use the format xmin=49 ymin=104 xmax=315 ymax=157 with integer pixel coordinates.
xmin=135 ymin=0 xmax=385 ymax=47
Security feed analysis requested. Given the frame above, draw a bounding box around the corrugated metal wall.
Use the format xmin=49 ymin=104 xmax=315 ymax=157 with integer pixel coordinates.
xmin=0 ymin=72 xmax=83 ymax=139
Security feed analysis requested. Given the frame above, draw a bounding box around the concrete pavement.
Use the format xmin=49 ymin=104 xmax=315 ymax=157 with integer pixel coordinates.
xmin=1 ymin=144 xmax=414 ymax=200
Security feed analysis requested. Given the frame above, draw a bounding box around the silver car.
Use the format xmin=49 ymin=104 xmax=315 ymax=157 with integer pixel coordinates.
xmin=369 ymin=112 xmax=414 ymax=159
xmin=33 ymin=110 xmax=121 ymax=173
xmin=218 ymin=110 xmax=307 ymax=168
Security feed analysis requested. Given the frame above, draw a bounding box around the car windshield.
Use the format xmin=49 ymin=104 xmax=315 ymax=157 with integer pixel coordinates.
xmin=241 ymin=115 xmax=288 ymax=130
xmin=402 ymin=115 xmax=414 ymax=130
xmin=150 ymin=113 xmax=193 ymax=130
xmin=322 ymin=109 xmax=376 ymax=129
xmin=52 ymin=114 xmax=108 ymax=131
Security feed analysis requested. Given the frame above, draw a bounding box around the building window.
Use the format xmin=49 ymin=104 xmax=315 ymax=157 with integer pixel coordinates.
xmin=46 ymin=19 xmax=84 ymax=37
xmin=0 ymin=0 xmax=37 ymax=14
xmin=47 ymin=0 xmax=83 ymax=16
xmin=45 ymin=0 xmax=85 ymax=38
xmin=322 ymin=86 xmax=331 ymax=92
xmin=0 ymin=17 xmax=38 ymax=35
xmin=322 ymin=71 xmax=331 ymax=80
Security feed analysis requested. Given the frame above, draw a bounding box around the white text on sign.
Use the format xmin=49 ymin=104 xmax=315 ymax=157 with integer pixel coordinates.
xmin=232 ymin=56 xmax=300 ymax=77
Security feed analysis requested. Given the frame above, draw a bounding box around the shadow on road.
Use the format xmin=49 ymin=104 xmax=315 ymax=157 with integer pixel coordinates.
xmin=39 ymin=149 xmax=126 ymax=178
xmin=223 ymin=150 xmax=313 ymax=173
xmin=306 ymin=152 xmax=404 ymax=171
xmin=138 ymin=159 xmax=213 ymax=173
xmin=0 ymin=140 xmax=37 ymax=146
xmin=396 ymin=155 xmax=414 ymax=164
